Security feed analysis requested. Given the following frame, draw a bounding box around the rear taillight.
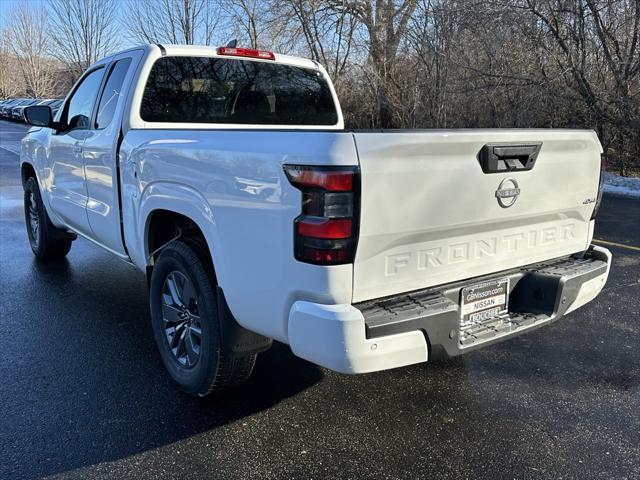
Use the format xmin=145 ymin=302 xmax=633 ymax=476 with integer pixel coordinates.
xmin=216 ymin=47 xmax=275 ymax=60
xmin=591 ymin=154 xmax=605 ymax=220
xmin=284 ymin=165 xmax=359 ymax=265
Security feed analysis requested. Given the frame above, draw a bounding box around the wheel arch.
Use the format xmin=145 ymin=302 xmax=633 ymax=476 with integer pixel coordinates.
xmin=137 ymin=182 xmax=225 ymax=285
xmin=21 ymin=161 xmax=37 ymax=187
xmin=146 ymin=209 xmax=211 ymax=266
xmin=144 ymin=208 xmax=272 ymax=356
xmin=20 ymin=160 xmax=65 ymax=230
xmin=133 ymin=182 xmax=273 ymax=349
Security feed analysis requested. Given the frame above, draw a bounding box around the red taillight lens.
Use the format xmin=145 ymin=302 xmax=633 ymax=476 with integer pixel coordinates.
xmin=284 ymin=165 xmax=359 ymax=265
xmin=285 ymin=168 xmax=353 ymax=191
xmin=297 ymin=218 xmax=352 ymax=239
xmin=216 ymin=47 xmax=275 ymax=60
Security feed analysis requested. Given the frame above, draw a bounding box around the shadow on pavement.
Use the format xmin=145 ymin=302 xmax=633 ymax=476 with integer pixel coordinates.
xmin=3 ymin=254 xmax=324 ymax=480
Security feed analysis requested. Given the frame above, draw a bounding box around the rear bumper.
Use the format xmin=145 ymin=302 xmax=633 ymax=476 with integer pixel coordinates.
xmin=287 ymin=245 xmax=611 ymax=373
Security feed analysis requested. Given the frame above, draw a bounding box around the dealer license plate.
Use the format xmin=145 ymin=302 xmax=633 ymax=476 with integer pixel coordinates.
xmin=460 ymin=278 xmax=509 ymax=327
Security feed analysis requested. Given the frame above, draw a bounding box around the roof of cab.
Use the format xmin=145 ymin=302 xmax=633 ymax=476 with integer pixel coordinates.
xmin=155 ymin=44 xmax=318 ymax=70
xmin=95 ymin=44 xmax=318 ymax=71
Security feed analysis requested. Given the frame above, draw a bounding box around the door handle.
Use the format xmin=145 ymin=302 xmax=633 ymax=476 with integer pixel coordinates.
xmin=478 ymin=142 xmax=542 ymax=174
xmin=73 ymin=144 xmax=82 ymax=154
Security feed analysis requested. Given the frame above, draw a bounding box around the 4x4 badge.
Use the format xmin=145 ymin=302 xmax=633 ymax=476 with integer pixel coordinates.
xmin=495 ymin=177 xmax=520 ymax=208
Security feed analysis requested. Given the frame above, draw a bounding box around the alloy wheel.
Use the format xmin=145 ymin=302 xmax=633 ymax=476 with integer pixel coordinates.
xmin=28 ymin=191 xmax=39 ymax=247
xmin=161 ymin=271 xmax=202 ymax=368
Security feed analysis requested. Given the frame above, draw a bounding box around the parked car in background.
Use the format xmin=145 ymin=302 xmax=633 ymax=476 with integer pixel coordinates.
xmin=47 ymin=99 xmax=63 ymax=119
xmin=12 ymin=99 xmax=63 ymax=123
xmin=11 ymin=99 xmax=40 ymax=121
xmin=0 ymin=98 xmax=28 ymax=118
xmin=0 ymin=99 xmax=16 ymax=116
xmin=8 ymin=99 xmax=36 ymax=119
xmin=37 ymin=99 xmax=60 ymax=107
xmin=10 ymin=99 xmax=34 ymax=118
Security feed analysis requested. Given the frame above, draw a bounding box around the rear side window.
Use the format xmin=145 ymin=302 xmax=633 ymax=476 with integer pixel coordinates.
xmin=96 ymin=58 xmax=132 ymax=129
xmin=140 ymin=56 xmax=338 ymax=125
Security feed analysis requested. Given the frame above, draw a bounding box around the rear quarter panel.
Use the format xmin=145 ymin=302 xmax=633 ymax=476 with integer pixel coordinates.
xmin=120 ymin=130 xmax=358 ymax=342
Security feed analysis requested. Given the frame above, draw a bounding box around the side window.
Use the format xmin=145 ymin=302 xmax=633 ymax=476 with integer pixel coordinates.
xmin=96 ymin=58 xmax=132 ymax=129
xmin=63 ymin=67 xmax=104 ymax=131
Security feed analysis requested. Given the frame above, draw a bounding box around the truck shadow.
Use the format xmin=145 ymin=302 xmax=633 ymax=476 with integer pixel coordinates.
xmin=7 ymin=253 xmax=324 ymax=480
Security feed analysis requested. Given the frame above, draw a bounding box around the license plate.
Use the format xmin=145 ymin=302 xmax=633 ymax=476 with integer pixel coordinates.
xmin=460 ymin=278 xmax=509 ymax=326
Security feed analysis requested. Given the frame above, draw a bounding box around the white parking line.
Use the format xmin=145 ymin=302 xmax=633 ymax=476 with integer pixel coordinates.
xmin=0 ymin=145 xmax=20 ymax=155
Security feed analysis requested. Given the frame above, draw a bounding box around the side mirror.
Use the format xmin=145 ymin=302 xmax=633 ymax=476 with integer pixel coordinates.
xmin=24 ymin=105 xmax=54 ymax=128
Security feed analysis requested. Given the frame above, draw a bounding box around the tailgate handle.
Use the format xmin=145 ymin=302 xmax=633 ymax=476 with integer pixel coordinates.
xmin=479 ymin=143 xmax=542 ymax=174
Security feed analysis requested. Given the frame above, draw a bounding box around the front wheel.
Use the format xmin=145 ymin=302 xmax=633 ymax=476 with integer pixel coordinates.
xmin=24 ymin=176 xmax=75 ymax=260
xmin=149 ymin=239 xmax=256 ymax=396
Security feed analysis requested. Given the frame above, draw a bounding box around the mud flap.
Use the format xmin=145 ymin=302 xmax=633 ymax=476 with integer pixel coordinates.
xmin=217 ymin=287 xmax=272 ymax=354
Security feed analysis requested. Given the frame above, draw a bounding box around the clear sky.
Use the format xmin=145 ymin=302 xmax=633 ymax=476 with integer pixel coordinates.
xmin=1 ymin=0 xmax=47 ymax=27
xmin=0 ymin=0 xmax=136 ymax=51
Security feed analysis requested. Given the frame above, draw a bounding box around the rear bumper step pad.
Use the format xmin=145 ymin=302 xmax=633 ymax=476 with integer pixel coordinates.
xmin=355 ymin=246 xmax=610 ymax=360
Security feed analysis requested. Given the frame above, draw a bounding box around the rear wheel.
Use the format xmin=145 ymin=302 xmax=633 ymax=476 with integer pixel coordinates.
xmin=149 ymin=239 xmax=256 ymax=396
xmin=24 ymin=176 xmax=74 ymax=260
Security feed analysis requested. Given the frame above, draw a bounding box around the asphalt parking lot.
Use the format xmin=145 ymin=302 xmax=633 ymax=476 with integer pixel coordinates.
xmin=1 ymin=119 xmax=639 ymax=480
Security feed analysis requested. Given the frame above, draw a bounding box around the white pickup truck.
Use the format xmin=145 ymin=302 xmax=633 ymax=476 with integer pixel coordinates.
xmin=21 ymin=44 xmax=611 ymax=396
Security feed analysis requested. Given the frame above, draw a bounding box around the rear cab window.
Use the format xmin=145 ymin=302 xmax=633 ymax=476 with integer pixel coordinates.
xmin=140 ymin=56 xmax=338 ymax=126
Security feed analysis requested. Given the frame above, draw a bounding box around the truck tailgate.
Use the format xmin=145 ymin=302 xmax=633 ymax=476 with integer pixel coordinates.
xmin=352 ymin=130 xmax=602 ymax=302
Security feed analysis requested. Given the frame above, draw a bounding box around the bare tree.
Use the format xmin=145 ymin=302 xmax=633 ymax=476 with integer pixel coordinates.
xmin=222 ymin=0 xmax=265 ymax=49
xmin=48 ymin=0 xmax=119 ymax=75
xmin=405 ymin=0 xmax=457 ymax=127
xmin=522 ymin=0 xmax=640 ymax=174
xmin=279 ymin=0 xmax=357 ymax=81
xmin=126 ymin=0 xmax=221 ymax=45
xmin=338 ymin=0 xmax=419 ymax=127
xmin=6 ymin=4 xmax=58 ymax=97
xmin=0 ymin=28 xmax=24 ymax=98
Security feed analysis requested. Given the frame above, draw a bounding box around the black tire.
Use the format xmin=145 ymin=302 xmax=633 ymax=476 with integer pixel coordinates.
xmin=24 ymin=176 xmax=74 ymax=260
xmin=149 ymin=239 xmax=256 ymax=396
